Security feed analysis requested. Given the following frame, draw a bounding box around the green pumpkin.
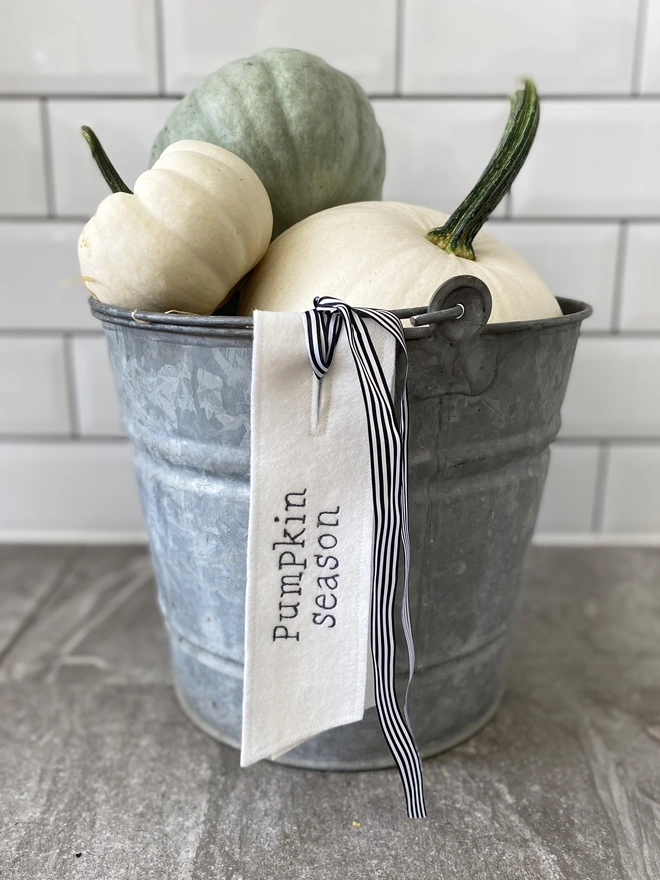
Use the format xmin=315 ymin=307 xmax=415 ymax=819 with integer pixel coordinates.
xmin=150 ymin=48 xmax=386 ymax=238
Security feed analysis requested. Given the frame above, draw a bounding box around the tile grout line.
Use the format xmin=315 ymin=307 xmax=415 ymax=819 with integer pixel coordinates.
xmin=632 ymin=0 xmax=650 ymax=94
xmin=0 ymin=435 xmax=128 ymax=444
xmin=7 ymin=215 xmax=660 ymax=226
xmin=394 ymin=0 xmax=405 ymax=95
xmin=0 ymin=93 xmax=179 ymax=102
xmin=0 ymin=329 xmax=103 ymax=337
xmin=154 ymin=0 xmax=168 ymax=96
xmin=0 ymin=546 xmax=82 ymax=672
xmin=368 ymin=93 xmax=660 ymax=101
xmin=62 ymin=332 xmax=81 ymax=439
xmin=4 ymin=92 xmax=660 ymax=102
xmin=611 ymin=221 xmax=629 ymax=332
xmin=39 ymin=97 xmax=56 ymax=218
xmin=591 ymin=442 xmax=611 ymax=533
xmin=487 ymin=216 xmax=660 ymax=224
xmin=0 ymin=215 xmax=90 ymax=224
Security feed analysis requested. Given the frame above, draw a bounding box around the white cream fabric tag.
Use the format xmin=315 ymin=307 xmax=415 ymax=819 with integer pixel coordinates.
xmin=241 ymin=309 xmax=394 ymax=766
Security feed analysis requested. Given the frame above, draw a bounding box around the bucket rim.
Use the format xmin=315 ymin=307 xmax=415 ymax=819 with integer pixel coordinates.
xmin=89 ymin=296 xmax=592 ymax=340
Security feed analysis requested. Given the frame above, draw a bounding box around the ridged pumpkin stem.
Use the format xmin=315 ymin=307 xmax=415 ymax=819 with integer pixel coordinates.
xmin=81 ymin=126 xmax=133 ymax=195
xmin=426 ymin=79 xmax=539 ymax=261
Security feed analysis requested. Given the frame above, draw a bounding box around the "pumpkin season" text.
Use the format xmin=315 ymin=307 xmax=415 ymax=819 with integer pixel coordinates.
xmin=271 ymin=489 xmax=341 ymax=641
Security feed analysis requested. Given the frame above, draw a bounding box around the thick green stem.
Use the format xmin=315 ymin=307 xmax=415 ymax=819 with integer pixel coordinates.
xmin=426 ymin=79 xmax=539 ymax=260
xmin=81 ymin=126 xmax=133 ymax=195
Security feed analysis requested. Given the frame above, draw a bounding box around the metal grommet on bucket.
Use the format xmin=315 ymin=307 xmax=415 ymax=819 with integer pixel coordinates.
xmin=410 ymin=275 xmax=492 ymax=342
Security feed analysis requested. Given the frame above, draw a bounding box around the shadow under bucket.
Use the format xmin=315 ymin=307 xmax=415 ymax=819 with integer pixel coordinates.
xmin=91 ymin=278 xmax=591 ymax=770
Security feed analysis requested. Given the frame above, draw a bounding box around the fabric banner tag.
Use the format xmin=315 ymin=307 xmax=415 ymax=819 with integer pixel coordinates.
xmin=241 ymin=309 xmax=394 ymax=766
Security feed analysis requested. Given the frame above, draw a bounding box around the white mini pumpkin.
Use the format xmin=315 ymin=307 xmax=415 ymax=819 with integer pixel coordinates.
xmin=79 ymin=136 xmax=272 ymax=314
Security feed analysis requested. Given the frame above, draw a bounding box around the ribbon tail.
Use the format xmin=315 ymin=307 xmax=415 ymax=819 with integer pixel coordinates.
xmin=304 ymin=297 xmax=426 ymax=819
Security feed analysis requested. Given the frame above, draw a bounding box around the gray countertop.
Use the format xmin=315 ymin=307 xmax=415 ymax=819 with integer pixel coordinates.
xmin=1 ymin=546 xmax=659 ymax=879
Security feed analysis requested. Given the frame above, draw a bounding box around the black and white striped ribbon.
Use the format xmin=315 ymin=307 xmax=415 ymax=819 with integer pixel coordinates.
xmin=303 ymin=296 xmax=426 ymax=819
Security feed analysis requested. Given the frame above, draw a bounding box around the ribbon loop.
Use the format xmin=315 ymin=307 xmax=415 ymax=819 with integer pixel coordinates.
xmin=304 ymin=296 xmax=426 ymax=819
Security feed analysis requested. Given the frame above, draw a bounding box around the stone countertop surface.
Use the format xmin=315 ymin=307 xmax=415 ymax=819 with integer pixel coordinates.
xmin=0 ymin=545 xmax=659 ymax=880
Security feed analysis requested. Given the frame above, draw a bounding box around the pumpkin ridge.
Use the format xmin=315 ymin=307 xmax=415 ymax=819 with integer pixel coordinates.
xmin=205 ymin=69 xmax=288 ymax=205
xmin=135 ymin=188 xmax=247 ymax=287
xmin=153 ymin=215 xmax=238 ymax=295
xmin=149 ymin=158 xmax=242 ymax=203
xmin=224 ymin=69 xmax=298 ymax=237
xmin=87 ymin=254 xmax=142 ymax=305
xmin=259 ymin=53 xmax=301 ymax=183
xmin=337 ymin=79 xmax=376 ymax=205
xmin=244 ymin=54 xmax=309 ymax=233
xmin=164 ymin=157 xmax=259 ymax=262
xmin=87 ymin=209 xmax=158 ymax=304
xmin=186 ymin=89 xmax=208 ymax=139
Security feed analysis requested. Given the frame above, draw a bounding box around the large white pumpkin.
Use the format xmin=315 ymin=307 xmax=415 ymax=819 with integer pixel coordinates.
xmin=80 ymin=139 xmax=272 ymax=314
xmin=239 ymin=200 xmax=561 ymax=324
xmin=241 ymin=79 xmax=560 ymax=324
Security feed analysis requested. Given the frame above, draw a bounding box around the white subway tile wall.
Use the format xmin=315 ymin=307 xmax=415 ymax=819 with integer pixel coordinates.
xmin=0 ymin=0 xmax=657 ymax=538
xmin=0 ymin=224 xmax=93 ymax=329
xmin=401 ymin=0 xmax=638 ymax=95
xmin=603 ymin=445 xmax=660 ymax=533
xmin=0 ymin=338 xmax=70 ymax=435
xmin=560 ymin=339 xmax=660 ymax=438
xmin=373 ymin=100 xmax=509 ymax=214
xmin=487 ymin=221 xmax=619 ymax=331
xmin=640 ymin=0 xmax=660 ymax=93
xmin=70 ymin=336 xmax=126 ymax=437
xmin=620 ymin=224 xmax=660 ymax=330
xmin=0 ymin=102 xmax=48 ymax=215
xmin=48 ymin=100 xmax=178 ymax=215
xmin=0 ymin=442 xmax=144 ymax=535
xmin=0 ymin=0 xmax=159 ymax=94
xmin=511 ymin=101 xmax=660 ymax=217
xmin=536 ymin=443 xmax=600 ymax=534
xmin=162 ymin=0 xmax=398 ymax=93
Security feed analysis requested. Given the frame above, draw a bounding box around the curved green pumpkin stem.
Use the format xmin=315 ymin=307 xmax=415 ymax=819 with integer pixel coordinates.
xmin=427 ymin=79 xmax=539 ymax=261
xmin=81 ymin=126 xmax=133 ymax=195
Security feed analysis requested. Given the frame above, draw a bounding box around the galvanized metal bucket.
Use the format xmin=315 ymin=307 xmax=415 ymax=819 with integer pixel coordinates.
xmin=91 ymin=279 xmax=591 ymax=770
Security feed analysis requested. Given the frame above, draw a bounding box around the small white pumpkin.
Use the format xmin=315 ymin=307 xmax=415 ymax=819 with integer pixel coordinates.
xmin=240 ymin=81 xmax=561 ymax=324
xmin=79 ymin=134 xmax=272 ymax=314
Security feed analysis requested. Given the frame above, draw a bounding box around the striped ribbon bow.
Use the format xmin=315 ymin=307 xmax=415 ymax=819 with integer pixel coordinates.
xmin=304 ymin=296 xmax=426 ymax=819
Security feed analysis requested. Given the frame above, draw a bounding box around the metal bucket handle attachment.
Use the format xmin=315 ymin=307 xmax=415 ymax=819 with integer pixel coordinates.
xmin=425 ymin=275 xmax=492 ymax=341
xmin=398 ymin=275 xmax=492 ymax=342
xmin=403 ymin=276 xmax=497 ymax=397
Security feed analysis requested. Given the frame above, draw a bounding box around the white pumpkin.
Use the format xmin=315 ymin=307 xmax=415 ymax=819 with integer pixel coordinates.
xmin=240 ymin=79 xmax=561 ymax=324
xmin=239 ymin=200 xmax=561 ymax=323
xmin=80 ymin=138 xmax=272 ymax=314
